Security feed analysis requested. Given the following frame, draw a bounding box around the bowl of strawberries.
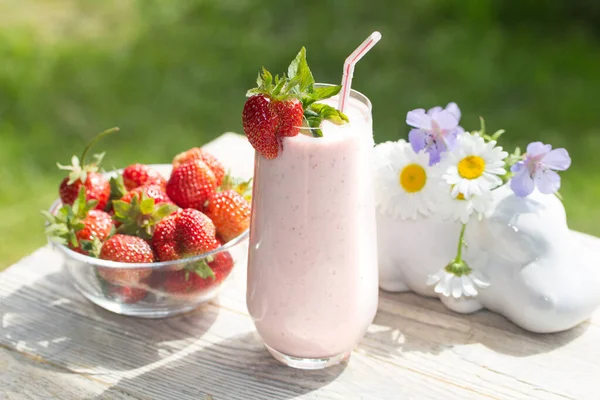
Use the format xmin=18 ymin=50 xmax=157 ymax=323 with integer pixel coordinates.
xmin=44 ymin=128 xmax=251 ymax=318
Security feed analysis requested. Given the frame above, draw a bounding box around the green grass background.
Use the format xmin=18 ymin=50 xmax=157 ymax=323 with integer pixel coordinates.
xmin=1 ymin=0 xmax=599 ymax=270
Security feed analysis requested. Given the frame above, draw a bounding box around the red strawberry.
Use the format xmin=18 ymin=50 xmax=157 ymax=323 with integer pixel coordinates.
xmin=120 ymin=184 xmax=173 ymax=205
xmin=97 ymin=234 xmax=154 ymax=285
xmin=271 ymin=98 xmax=303 ymax=137
xmin=122 ymin=164 xmax=167 ymax=191
xmin=166 ymin=160 xmax=217 ymax=210
xmin=58 ymin=127 xmax=119 ymax=210
xmin=152 ymin=208 xmax=218 ymax=261
xmin=208 ymin=250 xmax=234 ymax=283
xmin=204 ymin=190 xmax=250 ymax=243
xmin=162 ymin=269 xmax=214 ymax=294
xmin=43 ymin=188 xmax=114 ymax=256
xmin=242 ymin=94 xmax=280 ymax=159
xmin=172 ymin=148 xmax=226 ymax=186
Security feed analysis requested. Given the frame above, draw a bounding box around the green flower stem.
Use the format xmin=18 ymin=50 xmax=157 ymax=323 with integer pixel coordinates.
xmin=455 ymin=222 xmax=467 ymax=262
xmin=80 ymin=127 xmax=119 ymax=164
xmin=445 ymin=223 xmax=472 ymax=277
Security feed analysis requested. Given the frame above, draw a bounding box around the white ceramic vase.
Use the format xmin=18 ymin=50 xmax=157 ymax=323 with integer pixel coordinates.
xmin=377 ymin=185 xmax=600 ymax=333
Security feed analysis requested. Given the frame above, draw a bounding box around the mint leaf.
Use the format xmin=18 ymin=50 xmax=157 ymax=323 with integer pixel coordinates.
xmin=310 ymin=85 xmax=341 ymax=103
xmin=309 ymin=103 xmax=349 ymax=125
xmin=287 ymin=47 xmax=314 ymax=94
xmin=306 ymin=116 xmax=324 ymax=138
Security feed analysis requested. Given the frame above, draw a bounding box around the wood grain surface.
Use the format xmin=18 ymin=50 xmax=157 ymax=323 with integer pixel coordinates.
xmin=1 ymin=133 xmax=599 ymax=400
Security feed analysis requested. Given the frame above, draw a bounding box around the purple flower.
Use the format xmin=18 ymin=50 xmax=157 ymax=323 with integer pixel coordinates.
xmin=406 ymin=102 xmax=464 ymax=165
xmin=510 ymin=142 xmax=571 ymax=197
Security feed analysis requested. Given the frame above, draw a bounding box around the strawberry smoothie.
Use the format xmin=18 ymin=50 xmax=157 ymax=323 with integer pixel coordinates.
xmin=247 ymin=90 xmax=378 ymax=368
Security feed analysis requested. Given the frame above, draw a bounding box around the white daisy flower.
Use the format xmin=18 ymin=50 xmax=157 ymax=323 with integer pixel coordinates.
xmin=427 ymin=267 xmax=490 ymax=299
xmin=441 ymin=133 xmax=508 ymax=199
xmin=438 ymin=188 xmax=495 ymax=224
xmin=373 ymin=139 xmax=441 ymax=220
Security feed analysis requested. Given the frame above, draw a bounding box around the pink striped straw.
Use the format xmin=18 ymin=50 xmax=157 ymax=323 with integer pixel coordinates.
xmin=338 ymin=31 xmax=382 ymax=113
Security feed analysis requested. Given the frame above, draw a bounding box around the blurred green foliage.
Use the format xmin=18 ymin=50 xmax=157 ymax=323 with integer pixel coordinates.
xmin=1 ymin=0 xmax=599 ymax=269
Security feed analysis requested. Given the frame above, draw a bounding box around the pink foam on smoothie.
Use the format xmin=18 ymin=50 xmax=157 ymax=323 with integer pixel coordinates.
xmin=247 ymin=95 xmax=379 ymax=358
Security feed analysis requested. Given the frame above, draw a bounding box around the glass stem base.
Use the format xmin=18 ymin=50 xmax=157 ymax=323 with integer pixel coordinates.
xmin=264 ymin=343 xmax=351 ymax=370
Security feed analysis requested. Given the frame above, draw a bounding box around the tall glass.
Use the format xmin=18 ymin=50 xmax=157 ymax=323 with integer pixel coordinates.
xmin=247 ymin=85 xmax=379 ymax=369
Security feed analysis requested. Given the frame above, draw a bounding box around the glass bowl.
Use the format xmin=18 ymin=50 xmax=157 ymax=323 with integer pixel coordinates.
xmin=46 ymin=164 xmax=249 ymax=318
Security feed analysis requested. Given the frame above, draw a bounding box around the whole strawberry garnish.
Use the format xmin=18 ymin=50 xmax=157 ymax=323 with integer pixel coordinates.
xmin=204 ymin=190 xmax=250 ymax=243
xmin=166 ymin=160 xmax=217 ymax=210
xmin=43 ymin=188 xmax=114 ymax=256
xmin=97 ymin=234 xmax=154 ymax=285
xmin=242 ymin=94 xmax=280 ymax=159
xmin=242 ymin=48 xmax=349 ymax=158
xmin=172 ymin=148 xmax=226 ymax=186
xmin=58 ymin=127 xmax=119 ymax=210
xmin=271 ymin=98 xmax=304 ymax=137
xmin=112 ymin=189 xmax=178 ymax=240
xmin=122 ymin=163 xmax=167 ymax=191
xmin=152 ymin=208 xmax=218 ymax=261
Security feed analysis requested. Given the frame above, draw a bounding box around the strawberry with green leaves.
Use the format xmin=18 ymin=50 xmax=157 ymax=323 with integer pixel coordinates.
xmin=161 ymin=247 xmax=234 ymax=295
xmin=43 ymin=188 xmax=114 ymax=256
xmin=242 ymin=48 xmax=348 ymax=159
xmin=112 ymin=190 xmax=179 ymax=240
xmin=172 ymin=148 xmax=226 ymax=186
xmin=58 ymin=127 xmax=119 ymax=210
xmin=152 ymin=208 xmax=220 ymax=288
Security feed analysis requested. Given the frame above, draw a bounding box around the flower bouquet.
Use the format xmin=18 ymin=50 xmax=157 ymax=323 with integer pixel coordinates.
xmin=374 ymin=103 xmax=600 ymax=333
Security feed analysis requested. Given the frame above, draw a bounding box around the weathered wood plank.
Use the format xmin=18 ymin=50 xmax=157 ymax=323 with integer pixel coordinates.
xmin=2 ymin=133 xmax=600 ymax=399
xmin=0 ymin=347 xmax=138 ymax=400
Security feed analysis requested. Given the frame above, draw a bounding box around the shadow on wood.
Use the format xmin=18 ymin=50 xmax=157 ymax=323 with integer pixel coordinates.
xmin=93 ymin=331 xmax=346 ymax=400
xmin=364 ymin=290 xmax=589 ymax=359
xmin=1 ymin=270 xmax=220 ymax=373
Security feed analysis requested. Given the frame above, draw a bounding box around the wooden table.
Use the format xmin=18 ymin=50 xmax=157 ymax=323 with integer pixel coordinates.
xmin=2 ymin=133 xmax=599 ymax=400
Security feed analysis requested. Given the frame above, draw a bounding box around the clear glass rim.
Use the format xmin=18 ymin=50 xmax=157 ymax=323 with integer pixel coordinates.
xmin=293 ymin=83 xmax=372 ymax=131
xmin=47 ymin=200 xmax=249 ymax=270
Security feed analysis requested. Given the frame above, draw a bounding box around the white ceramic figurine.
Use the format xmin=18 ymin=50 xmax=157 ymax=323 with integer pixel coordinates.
xmin=374 ymin=103 xmax=600 ymax=333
